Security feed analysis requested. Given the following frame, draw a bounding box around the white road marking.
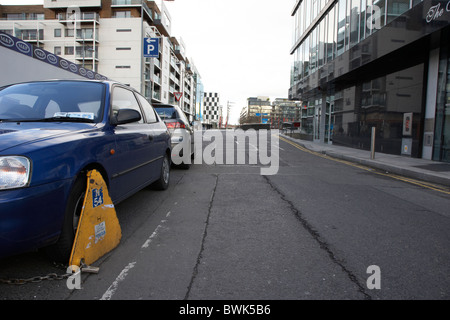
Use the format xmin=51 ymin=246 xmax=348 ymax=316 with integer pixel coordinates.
xmin=100 ymin=261 xmax=136 ymax=300
xmin=100 ymin=211 xmax=171 ymax=300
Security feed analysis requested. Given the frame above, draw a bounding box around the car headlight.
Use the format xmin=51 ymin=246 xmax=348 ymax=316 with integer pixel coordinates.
xmin=0 ymin=156 xmax=31 ymax=190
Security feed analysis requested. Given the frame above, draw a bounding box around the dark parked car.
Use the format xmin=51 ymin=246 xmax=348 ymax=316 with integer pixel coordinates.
xmin=0 ymin=80 xmax=171 ymax=261
xmin=153 ymin=103 xmax=194 ymax=169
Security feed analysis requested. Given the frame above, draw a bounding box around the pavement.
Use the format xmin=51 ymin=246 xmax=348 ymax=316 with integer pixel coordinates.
xmin=280 ymin=133 xmax=450 ymax=188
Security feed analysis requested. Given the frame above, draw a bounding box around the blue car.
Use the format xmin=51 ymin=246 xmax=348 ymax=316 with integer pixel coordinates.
xmin=0 ymin=80 xmax=171 ymax=262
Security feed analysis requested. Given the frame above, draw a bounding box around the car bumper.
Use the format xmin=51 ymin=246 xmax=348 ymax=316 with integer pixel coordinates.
xmin=170 ymin=132 xmax=191 ymax=163
xmin=0 ymin=179 xmax=74 ymax=259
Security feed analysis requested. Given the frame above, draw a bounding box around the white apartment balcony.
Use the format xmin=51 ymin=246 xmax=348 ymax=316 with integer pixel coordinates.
xmin=111 ymin=0 xmax=153 ymax=22
xmin=152 ymin=75 xmax=161 ymax=86
xmin=0 ymin=22 xmax=45 ymax=45
xmin=44 ymin=0 xmax=101 ymax=9
xmin=56 ymin=12 xmax=100 ymax=25
xmin=174 ymin=45 xmax=185 ymax=61
xmin=17 ymin=29 xmax=44 ymax=45
xmin=152 ymin=89 xmax=161 ymax=102
xmin=75 ymin=48 xmax=98 ymax=61
xmin=75 ymin=29 xmax=99 ymax=43
xmin=153 ymin=12 xmax=170 ymax=37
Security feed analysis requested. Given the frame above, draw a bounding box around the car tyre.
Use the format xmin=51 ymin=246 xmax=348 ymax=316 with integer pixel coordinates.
xmin=179 ymin=162 xmax=191 ymax=170
xmin=152 ymin=154 xmax=170 ymax=190
xmin=44 ymin=176 xmax=86 ymax=263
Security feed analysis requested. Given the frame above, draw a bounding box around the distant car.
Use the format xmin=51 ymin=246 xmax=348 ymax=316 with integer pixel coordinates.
xmin=0 ymin=80 xmax=171 ymax=261
xmin=153 ymin=103 xmax=194 ymax=169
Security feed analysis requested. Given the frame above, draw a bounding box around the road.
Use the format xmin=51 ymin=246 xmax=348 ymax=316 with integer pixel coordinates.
xmin=1 ymin=130 xmax=449 ymax=302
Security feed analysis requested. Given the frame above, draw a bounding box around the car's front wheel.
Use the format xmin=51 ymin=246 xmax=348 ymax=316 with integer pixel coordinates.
xmin=44 ymin=176 xmax=86 ymax=263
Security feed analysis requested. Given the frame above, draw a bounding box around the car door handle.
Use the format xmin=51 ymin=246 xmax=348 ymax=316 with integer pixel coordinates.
xmin=148 ymin=135 xmax=154 ymax=141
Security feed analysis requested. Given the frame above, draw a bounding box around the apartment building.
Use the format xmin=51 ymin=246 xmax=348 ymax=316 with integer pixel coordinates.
xmin=0 ymin=0 xmax=200 ymax=121
xmin=271 ymin=98 xmax=302 ymax=130
xmin=203 ymin=92 xmax=222 ymax=129
xmin=246 ymin=96 xmax=272 ymax=125
xmin=289 ymin=0 xmax=450 ymax=162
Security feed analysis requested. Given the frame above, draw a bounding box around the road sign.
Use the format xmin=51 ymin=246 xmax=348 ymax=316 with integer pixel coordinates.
xmin=144 ymin=38 xmax=159 ymax=58
xmin=174 ymin=92 xmax=183 ymax=102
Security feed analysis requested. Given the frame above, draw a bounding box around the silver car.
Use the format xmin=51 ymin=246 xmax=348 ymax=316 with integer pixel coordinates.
xmin=154 ymin=103 xmax=194 ymax=169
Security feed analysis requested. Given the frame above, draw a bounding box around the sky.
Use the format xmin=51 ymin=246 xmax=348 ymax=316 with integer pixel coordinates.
xmin=0 ymin=0 xmax=294 ymax=124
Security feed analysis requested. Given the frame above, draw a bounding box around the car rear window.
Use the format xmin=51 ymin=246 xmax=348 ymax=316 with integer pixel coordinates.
xmin=155 ymin=106 xmax=178 ymax=120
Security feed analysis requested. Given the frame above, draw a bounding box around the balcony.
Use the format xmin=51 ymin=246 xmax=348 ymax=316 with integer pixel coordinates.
xmin=153 ymin=13 xmax=170 ymax=37
xmin=153 ymin=57 xmax=161 ymax=69
xmin=174 ymin=45 xmax=185 ymax=61
xmin=57 ymin=12 xmax=100 ymax=24
xmin=75 ymin=48 xmax=98 ymax=61
xmin=76 ymin=29 xmax=99 ymax=43
xmin=153 ymin=74 xmax=161 ymax=85
xmin=152 ymin=90 xmax=161 ymax=102
xmin=111 ymin=0 xmax=153 ymax=22
xmin=44 ymin=0 xmax=101 ymax=9
xmin=17 ymin=29 xmax=44 ymax=44
xmin=112 ymin=0 xmax=142 ymax=5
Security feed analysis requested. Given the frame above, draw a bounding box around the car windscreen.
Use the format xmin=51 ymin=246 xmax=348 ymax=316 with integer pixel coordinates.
xmin=0 ymin=81 xmax=105 ymax=123
xmin=155 ymin=106 xmax=178 ymax=120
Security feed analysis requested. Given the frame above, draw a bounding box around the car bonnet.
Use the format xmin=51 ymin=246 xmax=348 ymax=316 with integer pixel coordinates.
xmin=0 ymin=123 xmax=91 ymax=153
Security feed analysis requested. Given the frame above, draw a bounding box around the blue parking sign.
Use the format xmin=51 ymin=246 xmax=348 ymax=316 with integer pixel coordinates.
xmin=144 ymin=38 xmax=159 ymax=58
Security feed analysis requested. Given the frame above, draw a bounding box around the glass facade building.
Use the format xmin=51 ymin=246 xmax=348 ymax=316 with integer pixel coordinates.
xmin=290 ymin=0 xmax=450 ymax=162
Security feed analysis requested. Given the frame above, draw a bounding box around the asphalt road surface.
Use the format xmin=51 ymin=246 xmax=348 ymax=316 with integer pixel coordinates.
xmin=1 ymin=130 xmax=449 ymax=302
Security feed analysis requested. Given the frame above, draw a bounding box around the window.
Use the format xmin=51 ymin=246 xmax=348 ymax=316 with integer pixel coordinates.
xmin=0 ymin=82 xmax=104 ymax=122
xmin=373 ymin=0 xmax=386 ymax=30
xmin=64 ymin=46 xmax=74 ymax=55
xmin=326 ymin=6 xmax=335 ymax=62
xmin=5 ymin=13 xmax=24 ymax=20
xmin=345 ymin=0 xmax=351 ymax=50
xmin=310 ymin=27 xmax=317 ymax=73
xmin=136 ymin=94 xmax=157 ymax=123
xmin=54 ymin=28 xmax=61 ymax=37
xmin=386 ymin=0 xmax=410 ymax=24
xmin=313 ymin=0 xmax=318 ymax=21
xmin=303 ymin=37 xmax=310 ymax=77
xmin=65 ymin=28 xmax=74 ymax=37
xmin=336 ymin=0 xmax=347 ymax=56
xmin=111 ymin=87 xmax=143 ymax=124
xmin=54 ymin=46 xmax=61 ymax=55
xmin=319 ymin=18 xmax=326 ymax=67
xmin=350 ymin=0 xmax=361 ymax=47
xmin=77 ymin=28 xmax=94 ymax=40
xmin=360 ymin=0 xmax=367 ymax=41
xmin=114 ymin=11 xmax=131 ymax=18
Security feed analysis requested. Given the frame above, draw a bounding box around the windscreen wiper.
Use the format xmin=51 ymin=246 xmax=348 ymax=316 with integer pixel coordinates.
xmin=38 ymin=116 xmax=95 ymax=123
xmin=0 ymin=117 xmax=95 ymax=123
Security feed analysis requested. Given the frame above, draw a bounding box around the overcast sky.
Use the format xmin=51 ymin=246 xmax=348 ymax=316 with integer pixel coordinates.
xmin=0 ymin=0 xmax=294 ymax=124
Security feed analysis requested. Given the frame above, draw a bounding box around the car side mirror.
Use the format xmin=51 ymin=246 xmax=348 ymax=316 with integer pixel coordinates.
xmin=111 ymin=109 xmax=142 ymax=125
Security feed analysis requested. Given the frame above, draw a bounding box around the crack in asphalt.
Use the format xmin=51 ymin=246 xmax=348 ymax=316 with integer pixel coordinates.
xmin=184 ymin=174 xmax=219 ymax=300
xmin=263 ymin=175 xmax=372 ymax=300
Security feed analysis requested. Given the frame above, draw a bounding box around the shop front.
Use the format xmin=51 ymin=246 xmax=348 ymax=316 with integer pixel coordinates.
xmin=290 ymin=0 xmax=450 ymax=161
